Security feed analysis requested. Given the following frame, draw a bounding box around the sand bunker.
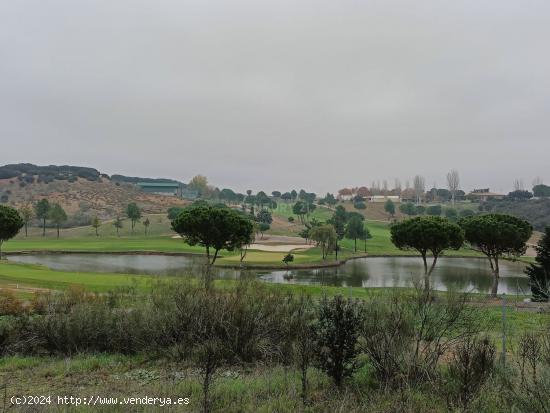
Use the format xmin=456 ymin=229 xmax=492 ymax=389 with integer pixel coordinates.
xmin=247 ymin=243 xmax=314 ymax=252
xmin=171 ymin=235 xmax=313 ymax=252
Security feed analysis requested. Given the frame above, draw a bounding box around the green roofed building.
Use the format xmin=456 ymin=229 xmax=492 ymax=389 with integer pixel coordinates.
xmin=137 ymin=182 xmax=182 ymax=197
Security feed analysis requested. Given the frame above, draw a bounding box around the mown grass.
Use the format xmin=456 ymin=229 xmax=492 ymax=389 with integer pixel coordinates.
xmin=6 ymin=210 xmax=484 ymax=264
xmin=0 ymin=260 xmax=150 ymax=292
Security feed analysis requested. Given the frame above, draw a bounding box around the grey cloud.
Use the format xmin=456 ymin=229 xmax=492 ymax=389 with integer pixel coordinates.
xmin=1 ymin=0 xmax=549 ymax=194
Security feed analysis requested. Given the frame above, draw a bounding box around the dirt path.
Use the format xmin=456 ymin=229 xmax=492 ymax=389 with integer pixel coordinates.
xmin=1 ymin=284 xmax=53 ymax=294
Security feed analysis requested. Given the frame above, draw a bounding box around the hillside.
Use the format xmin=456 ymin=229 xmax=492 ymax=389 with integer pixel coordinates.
xmin=0 ymin=163 xmax=188 ymax=223
xmin=483 ymin=198 xmax=550 ymax=231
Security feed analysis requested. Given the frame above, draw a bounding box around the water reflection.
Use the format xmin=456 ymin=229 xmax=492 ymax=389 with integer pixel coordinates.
xmin=258 ymin=257 xmax=528 ymax=294
xmin=8 ymin=254 xmax=529 ymax=295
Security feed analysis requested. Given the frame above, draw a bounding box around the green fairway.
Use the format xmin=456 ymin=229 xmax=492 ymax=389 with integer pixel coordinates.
xmin=4 ymin=214 xmax=482 ymax=264
xmin=5 ymin=235 xmax=204 ymax=254
xmin=273 ymin=202 xmax=333 ymax=222
xmin=0 ymin=260 xmax=151 ymax=292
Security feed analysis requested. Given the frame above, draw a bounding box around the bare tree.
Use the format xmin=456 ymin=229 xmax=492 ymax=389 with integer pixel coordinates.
xmin=413 ymin=175 xmax=425 ymax=204
xmin=532 ymin=176 xmax=543 ymax=187
xmin=513 ymin=178 xmax=525 ymax=191
xmin=446 ymin=169 xmax=460 ymax=205
xmin=383 ymin=180 xmax=388 ymax=196
xmin=394 ymin=178 xmax=402 ymax=195
xmin=370 ymin=181 xmax=378 ymax=195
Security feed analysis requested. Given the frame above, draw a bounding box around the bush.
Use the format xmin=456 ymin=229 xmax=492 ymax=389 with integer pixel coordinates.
xmin=288 ymin=216 xmax=295 ymax=222
xmin=167 ymin=207 xmax=184 ymax=220
xmin=445 ymin=208 xmax=458 ymax=221
xmin=444 ymin=336 xmax=495 ymax=409
xmin=0 ymin=291 xmax=25 ymax=316
xmin=399 ymin=202 xmax=417 ymax=216
xmin=459 ymin=209 xmax=475 ymax=218
xmin=353 ymin=201 xmax=366 ymax=210
xmin=283 ymin=253 xmax=294 ymax=265
xmin=427 ymin=205 xmax=442 ymax=216
xmin=315 ymin=295 xmax=364 ymax=387
xmin=360 ymin=295 xmax=414 ymax=387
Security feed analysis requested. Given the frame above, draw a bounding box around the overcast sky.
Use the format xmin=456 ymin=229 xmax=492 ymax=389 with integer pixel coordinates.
xmin=1 ymin=0 xmax=549 ymax=194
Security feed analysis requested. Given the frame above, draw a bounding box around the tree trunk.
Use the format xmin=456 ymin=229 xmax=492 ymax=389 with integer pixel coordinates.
xmin=202 ymin=353 xmax=214 ymax=413
xmin=25 ymin=223 xmax=28 ymax=237
xmin=427 ymin=255 xmax=438 ymax=276
xmin=57 ymin=225 xmax=60 ymax=239
xmin=204 ymin=248 xmax=219 ymax=292
xmin=42 ymin=218 xmax=46 ymax=236
xmin=0 ymin=240 xmax=3 ymax=260
xmin=354 ymin=238 xmax=357 ymax=252
xmin=205 ymin=246 xmax=211 ymax=291
xmin=491 ymin=256 xmax=500 ymax=297
xmin=421 ymin=253 xmax=430 ymax=291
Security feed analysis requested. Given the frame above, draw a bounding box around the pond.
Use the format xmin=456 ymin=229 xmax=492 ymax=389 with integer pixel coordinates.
xmin=8 ymin=253 xmax=530 ymax=295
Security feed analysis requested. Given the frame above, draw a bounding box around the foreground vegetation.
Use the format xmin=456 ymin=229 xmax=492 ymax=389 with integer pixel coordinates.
xmin=0 ymin=279 xmax=548 ymax=412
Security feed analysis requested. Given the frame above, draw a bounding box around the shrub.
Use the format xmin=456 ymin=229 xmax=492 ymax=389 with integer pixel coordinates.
xmin=0 ymin=291 xmax=25 ymax=316
xmin=445 ymin=336 xmax=496 ymax=409
xmin=459 ymin=209 xmax=474 ymax=218
xmin=399 ymin=202 xmax=417 ymax=216
xmin=415 ymin=205 xmax=426 ymax=215
xmin=167 ymin=207 xmax=184 ymax=220
xmin=353 ymin=201 xmax=366 ymax=210
xmin=288 ymin=216 xmax=295 ymax=222
xmin=360 ymin=295 xmax=414 ymax=387
xmin=426 ymin=205 xmax=442 ymax=216
xmin=445 ymin=208 xmax=458 ymax=221
xmin=283 ymin=253 xmax=294 ymax=266
xmin=315 ymin=295 xmax=364 ymax=387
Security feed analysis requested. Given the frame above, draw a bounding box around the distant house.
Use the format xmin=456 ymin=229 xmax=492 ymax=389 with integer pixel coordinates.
xmin=467 ymin=188 xmax=505 ymax=202
xmin=137 ymin=182 xmax=182 ymax=197
xmin=368 ymin=195 xmax=401 ymax=203
xmin=337 ymin=188 xmax=354 ymax=201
